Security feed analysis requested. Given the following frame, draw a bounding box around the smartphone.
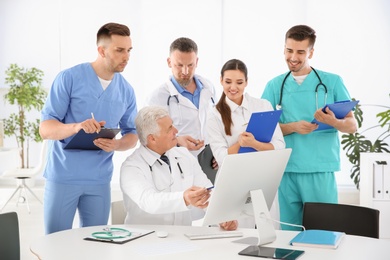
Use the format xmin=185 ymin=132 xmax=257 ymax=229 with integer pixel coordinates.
xmin=238 ymin=245 xmax=304 ymax=259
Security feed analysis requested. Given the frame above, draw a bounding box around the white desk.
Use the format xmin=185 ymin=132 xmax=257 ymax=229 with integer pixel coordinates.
xmin=30 ymin=225 xmax=389 ymax=260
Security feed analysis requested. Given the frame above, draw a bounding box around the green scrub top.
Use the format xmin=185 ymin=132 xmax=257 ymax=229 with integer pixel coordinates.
xmin=262 ymin=69 xmax=351 ymax=173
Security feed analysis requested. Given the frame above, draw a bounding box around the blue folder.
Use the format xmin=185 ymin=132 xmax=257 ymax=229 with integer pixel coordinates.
xmin=312 ymin=100 xmax=359 ymax=131
xmin=64 ymin=128 xmax=121 ymax=150
xmin=238 ymin=110 xmax=282 ymax=153
xmin=290 ymin=229 xmax=345 ymax=249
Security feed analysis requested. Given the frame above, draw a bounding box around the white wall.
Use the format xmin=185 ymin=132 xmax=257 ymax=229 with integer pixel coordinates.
xmin=1 ymin=0 xmax=389 ymax=188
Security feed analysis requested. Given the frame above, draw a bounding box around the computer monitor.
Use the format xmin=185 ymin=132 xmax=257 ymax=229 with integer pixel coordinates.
xmin=202 ymin=148 xmax=292 ymax=244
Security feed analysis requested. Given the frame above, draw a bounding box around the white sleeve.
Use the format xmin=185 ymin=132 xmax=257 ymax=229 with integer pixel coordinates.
xmin=206 ymin=109 xmax=229 ymax=167
xmin=263 ymin=100 xmax=285 ymax=150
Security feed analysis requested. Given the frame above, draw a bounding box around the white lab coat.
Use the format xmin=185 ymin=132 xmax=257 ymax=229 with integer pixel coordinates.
xmin=120 ymin=145 xmax=213 ymax=226
xmin=207 ymin=93 xmax=286 ymax=167
xmin=146 ymin=75 xmax=215 ymax=156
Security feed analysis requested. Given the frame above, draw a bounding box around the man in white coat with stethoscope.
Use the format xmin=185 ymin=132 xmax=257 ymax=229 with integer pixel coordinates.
xmin=120 ymin=106 xmax=237 ymax=230
xmin=146 ymin=37 xmax=215 ymax=157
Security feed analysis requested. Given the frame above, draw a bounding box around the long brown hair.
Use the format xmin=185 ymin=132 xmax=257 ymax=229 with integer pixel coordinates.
xmin=216 ymin=59 xmax=248 ymax=136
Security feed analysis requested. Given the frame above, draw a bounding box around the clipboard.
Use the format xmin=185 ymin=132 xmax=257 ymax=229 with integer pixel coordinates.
xmin=238 ymin=110 xmax=282 ymax=153
xmin=84 ymin=228 xmax=155 ymax=244
xmin=64 ymin=128 xmax=121 ymax=150
xmin=312 ymin=100 xmax=359 ymax=131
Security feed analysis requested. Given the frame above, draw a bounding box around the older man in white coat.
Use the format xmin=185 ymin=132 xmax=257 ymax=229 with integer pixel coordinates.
xmin=120 ymin=106 xmax=237 ymax=230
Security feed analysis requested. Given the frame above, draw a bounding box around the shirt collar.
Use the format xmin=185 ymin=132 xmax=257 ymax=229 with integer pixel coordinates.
xmin=170 ymin=75 xmax=204 ymax=94
xmin=140 ymin=145 xmax=183 ymax=166
xmin=224 ymin=93 xmax=249 ymax=112
xmin=139 ymin=145 xmax=161 ymax=166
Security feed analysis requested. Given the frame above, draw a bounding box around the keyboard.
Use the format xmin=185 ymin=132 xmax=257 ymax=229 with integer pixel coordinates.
xmin=184 ymin=231 xmax=244 ymax=240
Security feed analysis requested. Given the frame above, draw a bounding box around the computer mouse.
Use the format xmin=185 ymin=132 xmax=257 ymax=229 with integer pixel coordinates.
xmin=156 ymin=231 xmax=169 ymax=238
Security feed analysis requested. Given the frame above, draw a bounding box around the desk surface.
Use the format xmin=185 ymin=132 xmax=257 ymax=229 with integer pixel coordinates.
xmin=30 ymin=225 xmax=389 ymax=260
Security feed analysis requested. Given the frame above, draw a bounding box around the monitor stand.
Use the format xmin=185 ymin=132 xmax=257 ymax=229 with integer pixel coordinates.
xmin=233 ymin=189 xmax=276 ymax=245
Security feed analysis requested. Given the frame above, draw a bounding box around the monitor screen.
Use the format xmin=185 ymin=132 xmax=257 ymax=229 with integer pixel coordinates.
xmin=202 ymin=148 xmax=292 ymax=226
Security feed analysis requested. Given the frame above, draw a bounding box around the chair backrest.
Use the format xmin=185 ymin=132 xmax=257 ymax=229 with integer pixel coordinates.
xmin=302 ymin=202 xmax=380 ymax=239
xmin=0 ymin=212 xmax=20 ymax=260
xmin=111 ymin=200 xmax=126 ymax=224
xmin=31 ymin=139 xmax=48 ymax=176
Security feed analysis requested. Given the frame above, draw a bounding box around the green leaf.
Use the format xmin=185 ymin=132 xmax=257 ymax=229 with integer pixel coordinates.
xmin=341 ymin=95 xmax=390 ymax=189
xmin=3 ymin=63 xmax=47 ymax=168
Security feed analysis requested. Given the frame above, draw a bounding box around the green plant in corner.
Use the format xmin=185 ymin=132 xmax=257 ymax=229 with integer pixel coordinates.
xmin=2 ymin=63 xmax=47 ymax=168
xmin=341 ymin=96 xmax=390 ymax=189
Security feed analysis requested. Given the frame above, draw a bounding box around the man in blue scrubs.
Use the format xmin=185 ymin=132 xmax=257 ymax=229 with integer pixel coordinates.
xmin=40 ymin=23 xmax=138 ymax=234
xmin=261 ymin=25 xmax=357 ymax=230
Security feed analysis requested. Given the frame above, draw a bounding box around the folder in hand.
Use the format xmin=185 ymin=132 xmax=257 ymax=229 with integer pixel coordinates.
xmin=64 ymin=128 xmax=121 ymax=150
xmin=238 ymin=110 xmax=282 ymax=153
xmin=312 ymin=100 xmax=359 ymax=131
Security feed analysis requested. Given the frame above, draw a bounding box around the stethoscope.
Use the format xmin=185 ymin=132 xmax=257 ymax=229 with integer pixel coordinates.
xmin=148 ymin=157 xmax=184 ymax=192
xmin=167 ymin=95 xmax=180 ymax=106
xmin=167 ymin=94 xmax=215 ymax=106
xmin=276 ymin=67 xmax=328 ymax=110
xmin=92 ymin=227 xmax=131 ymax=239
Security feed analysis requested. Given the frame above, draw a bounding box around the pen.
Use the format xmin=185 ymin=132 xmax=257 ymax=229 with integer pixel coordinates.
xmin=91 ymin=112 xmax=99 ymax=133
xmin=177 ymin=162 xmax=184 ymax=178
xmin=207 ymin=186 xmax=214 ymax=190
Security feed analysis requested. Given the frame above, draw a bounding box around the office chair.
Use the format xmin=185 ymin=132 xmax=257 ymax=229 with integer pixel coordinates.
xmin=111 ymin=200 xmax=126 ymax=224
xmin=1 ymin=140 xmax=48 ymax=213
xmin=0 ymin=212 xmax=20 ymax=260
xmin=302 ymin=202 xmax=380 ymax=239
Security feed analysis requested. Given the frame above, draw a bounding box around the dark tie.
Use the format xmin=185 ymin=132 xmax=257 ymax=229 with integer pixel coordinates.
xmin=160 ymin=154 xmax=171 ymax=173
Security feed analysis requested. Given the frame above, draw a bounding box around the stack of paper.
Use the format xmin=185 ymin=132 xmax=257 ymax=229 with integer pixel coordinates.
xmin=289 ymin=230 xmax=346 ymax=249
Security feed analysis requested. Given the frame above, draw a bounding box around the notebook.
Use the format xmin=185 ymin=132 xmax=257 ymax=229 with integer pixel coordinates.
xmin=312 ymin=100 xmax=359 ymax=131
xmin=290 ymin=230 xmax=346 ymax=249
xmin=238 ymin=110 xmax=282 ymax=153
xmin=64 ymin=128 xmax=121 ymax=150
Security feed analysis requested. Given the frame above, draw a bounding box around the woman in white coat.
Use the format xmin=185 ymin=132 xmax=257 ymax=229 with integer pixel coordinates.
xmin=207 ymin=59 xmax=285 ymax=228
xmin=207 ymin=59 xmax=285 ymax=167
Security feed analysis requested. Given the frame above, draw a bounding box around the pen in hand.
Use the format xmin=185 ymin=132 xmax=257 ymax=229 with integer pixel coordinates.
xmin=91 ymin=112 xmax=99 ymax=133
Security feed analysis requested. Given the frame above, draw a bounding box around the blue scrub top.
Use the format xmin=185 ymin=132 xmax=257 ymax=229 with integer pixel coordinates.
xmin=262 ymin=69 xmax=351 ymax=173
xmin=41 ymin=63 xmax=137 ymax=185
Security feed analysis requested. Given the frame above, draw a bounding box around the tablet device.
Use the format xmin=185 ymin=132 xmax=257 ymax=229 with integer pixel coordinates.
xmin=64 ymin=128 xmax=121 ymax=150
xmin=238 ymin=246 xmax=305 ymax=259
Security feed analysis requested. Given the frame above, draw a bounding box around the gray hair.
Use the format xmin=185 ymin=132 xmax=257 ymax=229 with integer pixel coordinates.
xmin=136 ymin=106 xmax=170 ymax=146
xmin=169 ymin=37 xmax=198 ymax=55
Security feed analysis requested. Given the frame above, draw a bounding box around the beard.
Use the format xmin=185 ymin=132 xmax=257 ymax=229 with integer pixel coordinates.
xmin=176 ymin=78 xmax=192 ymax=88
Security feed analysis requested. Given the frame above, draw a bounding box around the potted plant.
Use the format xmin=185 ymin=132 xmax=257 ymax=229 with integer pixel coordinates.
xmin=341 ymin=95 xmax=390 ymax=189
xmin=2 ymin=63 xmax=47 ymax=168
